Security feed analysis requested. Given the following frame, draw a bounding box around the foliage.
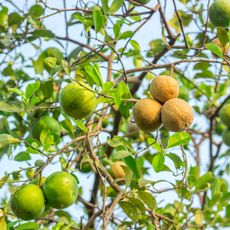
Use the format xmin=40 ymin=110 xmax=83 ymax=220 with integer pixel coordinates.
xmin=0 ymin=0 xmax=229 ymax=229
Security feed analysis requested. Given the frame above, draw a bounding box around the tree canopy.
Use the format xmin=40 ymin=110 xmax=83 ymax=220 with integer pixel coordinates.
xmin=0 ymin=0 xmax=229 ymax=229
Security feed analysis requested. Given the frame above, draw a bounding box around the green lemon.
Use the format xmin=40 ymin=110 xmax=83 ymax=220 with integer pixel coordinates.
xmin=10 ymin=184 xmax=45 ymax=220
xmin=31 ymin=116 xmax=61 ymax=141
xmin=79 ymin=162 xmax=92 ymax=173
xmin=222 ymin=128 xmax=230 ymax=146
xmin=219 ymin=104 xmax=230 ymax=127
xmin=59 ymin=82 xmax=96 ymax=119
xmin=43 ymin=171 xmax=78 ymax=209
xmin=209 ymin=0 xmax=230 ymax=27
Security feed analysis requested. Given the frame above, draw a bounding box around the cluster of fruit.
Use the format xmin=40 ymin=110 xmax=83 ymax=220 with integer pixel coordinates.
xmin=133 ymin=75 xmax=194 ymax=132
xmin=10 ymin=171 xmax=78 ymax=220
xmin=219 ymin=104 xmax=230 ymax=147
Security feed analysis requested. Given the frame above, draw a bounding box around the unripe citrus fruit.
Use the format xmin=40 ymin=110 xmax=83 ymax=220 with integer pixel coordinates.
xmin=10 ymin=184 xmax=45 ymax=220
xmin=222 ymin=128 xmax=230 ymax=146
xmin=133 ymin=98 xmax=162 ymax=132
xmin=79 ymin=162 xmax=92 ymax=173
xmin=208 ymin=0 xmax=230 ymax=27
xmin=31 ymin=116 xmax=61 ymax=141
xmin=219 ymin=103 xmax=230 ymax=127
xmin=161 ymin=98 xmax=194 ymax=132
xmin=110 ymin=161 xmax=126 ymax=179
xmin=150 ymin=75 xmax=179 ymax=103
xmin=43 ymin=171 xmax=78 ymax=209
xmin=59 ymin=82 xmax=96 ymax=119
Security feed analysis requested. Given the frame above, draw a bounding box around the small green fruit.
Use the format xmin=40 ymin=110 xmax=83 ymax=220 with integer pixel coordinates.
xmin=43 ymin=171 xmax=78 ymax=209
xmin=59 ymin=82 xmax=96 ymax=119
xmin=208 ymin=0 xmax=230 ymax=27
xmin=31 ymin=116 xmax=61 ymax=141
xmin=10 ymin=184 xmax=45 ymax=220
xmin=222 ymin=128 xmax=230 ymax=146
xmin=219 ymin=104 xmax=230 ymax=127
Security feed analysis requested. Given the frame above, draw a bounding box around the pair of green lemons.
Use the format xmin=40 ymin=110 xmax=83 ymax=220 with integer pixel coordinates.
xmin=10 ymin=171 xmax=78 ymax=220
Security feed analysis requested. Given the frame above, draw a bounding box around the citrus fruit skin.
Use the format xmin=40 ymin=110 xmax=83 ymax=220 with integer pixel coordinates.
xmin=31 ymin=116 xmax=61 ymax=141
xmin=219 ymin=104 xmax=230 ymax=127
xmin=161 ymin=98 xmax=194 ymax=132
xmin=133 ymin=98 xmax=162 ymax=132
xmin=150 ymin=75 xmax=179 ymax=103
xmin=222 ymin=128 xmax=230 ymax=146
xmin=43 ymin=171 xmax=78 ymax=209
xmin=110 ymin=161 xmax=126 ymax=179
xmin=59 ymin=82 xmax=96 ymax=119
xmin=79 ymin=162 xmax=92 ymax=173
xmin=208 ymin=0 xmax=230 ymax=27
xmin=10 ymin=184 xmax=45 ymax=220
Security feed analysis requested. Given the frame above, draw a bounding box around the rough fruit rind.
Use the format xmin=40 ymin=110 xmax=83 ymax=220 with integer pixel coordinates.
xmin=43 ymin=171 xmax=78 ymax=209
xmin=150 ymin=75 xmax=179 ymax=103
xmin=133 ymin=98 xmax=162 ymax=132
xmin=208 ymin=0 xmax=230 ymax=27
xmin=10 ymin=184 xmax=45 ymax=220
xmin=59 ymin=82 xmax=96 ymax=119
xmin=219 ymin=103 xmax=230 ymax=128
xmin=110 ymin=161 xmax=126 ymax=179
xmin=161 ymin=98 xmax=194 ymax=132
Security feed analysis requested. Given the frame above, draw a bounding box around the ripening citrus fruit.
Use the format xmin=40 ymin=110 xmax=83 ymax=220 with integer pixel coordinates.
xmin=43 ymin=171 xmax=78 ymax=209
xmin=10 ymin=184 xmax=45 ymax=220
xmin=219 ymin=104 xmax=230 ymax=127
xmin=31 ymin=116 xmax=61 ymax=141
xmin=110 ymin=161 xmax=126 ymax=179
xmin=208 ymin=0 xmax=230 ymax=27
xmin=59 ymin=82 xmax=96 ymax=119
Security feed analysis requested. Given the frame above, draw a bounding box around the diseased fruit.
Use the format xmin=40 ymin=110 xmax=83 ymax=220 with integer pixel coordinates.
xmin=222 ymin=128 xmax=230 ymax=146
xmin=110 ymin=161 xmax=126 ymax=179
xmin=43 ymin=171 xmax=78 ymax=209
xmin=10 ymin=184 xmax=45 ymax=220
xmin=178 ymin=86 xmax=189 ymax=101
xmin=161 ymin=98 xmax=194 ymax=132
xmin=219 ymin=104 xmax=230 ymax=127
xmin=133 ymin=98 xmax=162 ymax=132
xmin=208 ymin=0 xmax=230 ymax=27
xmin=150 ymin=75 xmax=179 ymax=103
xmin=59 ymin=82 xmax=96 ymax=119
xmin=31 ymin=116 xmax=61 ymax=141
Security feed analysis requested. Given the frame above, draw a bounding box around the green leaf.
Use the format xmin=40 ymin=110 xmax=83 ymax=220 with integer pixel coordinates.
xmin=101 ymin=0 xmax=109 ymax=14
xmin=128 ymin=197 xmax=145 ymax=212
xmin=110 ymin=0 xmax=124 ymax=14
xmin=0 ymin=134 xmax=20 ymax=149
xmin=167 ymin=153 xmax=183 ymax=169
xmin=8 ymin=12 xmax=23 ymax=26
xmin=166 ymin=132 xmax=191 ymax=149
xmin=0 ymin=7 xmax=8 ymax=29
xmin=138 ymin=191 xmax=156 ymax=210
xmin=113 ymin=150 xmax=131 ymax=159
xmin=61 ymin=60 xmax=70 ymax=75
xmin=43 ymin=57 xmax=57 ymax=68
xmin=113 ymin=23 xmax=120 ymax=39
xmin=217 ymin=27 xmax=229 ymax=46
xmin=152 ymin=153 xmax=165 ymax=172
xmin=29 ymin=4 xmax=44 ymax=18
xmin=32 ymin=29 xmax=55 ymax=38
xmin=206 ymin=43 xmax=223 ymax=57
xmin=119 ymin=31 xmax=134 ymax=40
xmin=119 ymin=201 xmax=140 ymax=221
xmin=75 ymin=120 xmax=88 ymax=133
xmin=85 ymin=64 xmax=103 ymax=87
xmin=0 ymin=101 xmax=24 ymax=113
xmin=25 ymin=81 xmax=40 ymax=98
xmin=195 ymin=172 xmax=214 ymax=192
xmin=93 ymin=8 xmax=105 ymax=32
xmin=124 ymin=156 xmax=141 ymax=179
xmin=147 ymin=137 xmax=162 ymax=152
xmin=15 ymin=222 xmax=39 ymax=230
xmin=14 ymin=152 xmax=31 ymax=161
